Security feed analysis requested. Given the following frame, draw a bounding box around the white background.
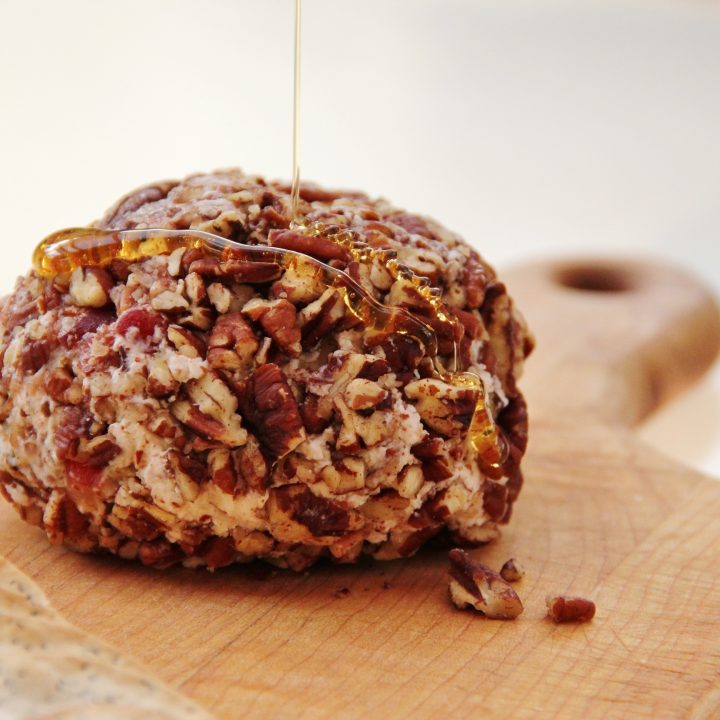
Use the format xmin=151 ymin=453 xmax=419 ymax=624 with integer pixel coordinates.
xmin=0 ymin=0 xmax=718 ymax=475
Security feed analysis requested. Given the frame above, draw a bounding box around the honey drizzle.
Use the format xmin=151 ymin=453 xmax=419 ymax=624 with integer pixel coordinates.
xmin=32 ymin=227 xmax=437 ymax=357
xmin=290 ymin=0 xmax=302 ymax=220
xmin=297 ymin=220 xmax=458 ymax=368
xmin=294 ymin=221 xmax=508 ymax=468
xmin=32 ymin=224 xmax=508 ymax=471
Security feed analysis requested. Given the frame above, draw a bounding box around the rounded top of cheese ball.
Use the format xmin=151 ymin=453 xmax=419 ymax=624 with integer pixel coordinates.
xmin=0 ymin=169 xmax=532 ymax=571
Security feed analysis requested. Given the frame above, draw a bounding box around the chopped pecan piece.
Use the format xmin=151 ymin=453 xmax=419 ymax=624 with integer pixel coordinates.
xmin=270 ymin=255 xmax=326 ymax=304
xmin=167 ymin=324 xmax=206 ymax=358
xmin=360 ymin=491 xmax=412 ymax=532
xmin=378 ymin=335 xmax=424 ymax=372
xmin=358 ymin=358 xmax=392 ymax=380
xmin=69 ymin=267 xmax=112 ymax=308
xmin=207 ymin=312 xmax=259 ymax=371
xmin=148 ymin=411 xmax=184 ymax=442
xmin=267 ymin=484 xmax=363 ymax=542
xmin=463 ymin=255 xmax=493 ymax=309
xmin=321 ymin=457 xmax=366 ymax=494
xmin=179 ymin=305 xmax=214 ymax=331
xmin=189 ymin=256 xmax=282 ymax=283
xmin=109 ymin=505 xmax=164 ymax=542
xmin=546 ymin=595 xmax=596 ymax=623
xmin=54 ymin=407 xmax=93 ymax=461
xmin=171 ymin=372 xmax=248 ymax=447
xmin=391 ymin=212 xmax=437 ymax=239
xmin=150 ymin=289 xmax=190 ymax=313
xmin=448 ymin=549 xmax=524 ymax=619
xmin=299 ymin=288 xmax=345 ymax=349
xmin=138 ymin=539 xmax=184 ymax=569
xmin=343 ymin=378 xmax=388 ymax=411
xmin=184 ymin=272 xmax=207 ymax=305
xmin=299 ymin=394 xmax=332 ymax=434
xmin=235 ymin=435 xmax=269 ymax=491
xmin=239 ymin=363 xmax=305 ymax=460
xmin=404 ymin=378 xmax=478 ymax=436
xmin=411 ymin=438 xmax=453 ymax=483
xmin=77 ymin=435 xmax=121 ymax=467
xmin=332 ymin=396 xmax=361 ymax=453
xmin=43 ymin=491 xmax=94 ymax=551
xmin=242 ymin=297 xmax=302 ymax=357
xmin=202 ymin=537 xmax=237 ymax=570
xmin=268 ymin=228 xmax=349 ymax=262
xmin=397 ymin=465 xmax=425 ymax=499
xmin=499 ymin=558 xmax=525 ymax=583
xmin=147 ymin=356 xmax=180 ymax=398
xmin=167 ymin=247 xmax=186 ymax=277
xmin=208 ymin=449 xmax=238 ymax=494
xmin=207 ymin=282 xmax=232 ymax=314
xmin=483 ymin=481 xmax=509 ymax=522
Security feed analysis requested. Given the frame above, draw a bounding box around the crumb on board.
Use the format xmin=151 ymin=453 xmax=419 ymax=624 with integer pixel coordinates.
xmin=499 ymin=558 xmax=525 ymax=583
xmin=546 ymin=595 xmax=596 ymax=623
xmin=447 ymin=549 xmax=524 ymax=619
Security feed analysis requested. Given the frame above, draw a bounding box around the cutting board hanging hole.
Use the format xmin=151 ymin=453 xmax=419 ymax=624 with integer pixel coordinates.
xmin=553 ymin=262 xmax=635 ymax=293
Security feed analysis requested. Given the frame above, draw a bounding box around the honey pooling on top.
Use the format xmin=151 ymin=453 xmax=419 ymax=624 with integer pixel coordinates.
xmin=32 ymin=224 xmax=507 ymax=471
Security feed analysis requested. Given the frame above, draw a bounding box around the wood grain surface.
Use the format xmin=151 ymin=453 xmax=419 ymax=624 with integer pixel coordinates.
xmin=1 ymin=257 xmax=719 ymax=719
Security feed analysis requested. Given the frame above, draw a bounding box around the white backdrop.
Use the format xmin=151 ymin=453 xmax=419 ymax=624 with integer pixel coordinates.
xmin=0 ymin=0 xmax=718 ymax=473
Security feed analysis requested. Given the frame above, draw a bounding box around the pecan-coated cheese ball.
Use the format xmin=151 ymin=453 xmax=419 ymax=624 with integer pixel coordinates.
xmin=0 ymin=170 xmax=533 ymax=571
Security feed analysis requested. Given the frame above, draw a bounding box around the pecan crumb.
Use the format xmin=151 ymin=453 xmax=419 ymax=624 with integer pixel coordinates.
xmin=448 ymin=548 xmax=523 ymax=619
xmin=499 ymin=558 xmax=525 ymax=583
xmin=546 ymin=594 xmax=596 ymax=623
xmin=334 ymin=586 xmax=351 ymax=599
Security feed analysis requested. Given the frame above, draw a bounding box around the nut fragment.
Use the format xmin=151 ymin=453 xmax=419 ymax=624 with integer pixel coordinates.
xmin=499 ymin=558 xmax=525 ymax=582
xmin=242 ymin=297 xmax=302 ymax=357
xmin=270 ymin=255 xmax=326 ymax=304
xmin=207 ymin=312 xmax=258 ymax=371
xmin=207 ymin=282 xmax=232 ymax=314
xmin=239 ymin=363 xmax=305 ymax=460
xmin=343 ymin=378 xmax=388 ymax=411
xmin=150 ymin=290 xmax=190 ymax=313
xmin=69 ymin=267 xmax=111 ymax=308
xmin=405 ymin=378 xmax=478 ymax=436
xmin=321 ymin=457 xmax=366 ymax=494
xmin=208 ymin=449 xmax=238 ymax=494
xmin=546 ymin=595 xmax=596 ymax=623
xmin=298 ymin=288 xmax=345 ymax=349
xmin=268 ymin=228 xmax=349 ymax=262
xmin=267 ymin=484 xmax=363 ymax=542
xmin=167 ymin=324 xmax=205 ymax=358
xmin=448 ymin=548 xmax=524 ymax=619
xmin=147 ymin=356 xmax=179 ymax=398
xmin=184 ymin=272 xmax=207 ymax=305
xmin=171 ymin=372 xmax=248 ymax=447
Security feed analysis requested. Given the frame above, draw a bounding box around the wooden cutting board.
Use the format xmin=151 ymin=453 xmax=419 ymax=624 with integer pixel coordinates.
xmin=1 ymin=257 xmax=719 ymax=719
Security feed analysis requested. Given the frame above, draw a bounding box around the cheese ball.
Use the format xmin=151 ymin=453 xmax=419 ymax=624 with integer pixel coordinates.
xmin=0 ymin=170 xmax=532 ymax=570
